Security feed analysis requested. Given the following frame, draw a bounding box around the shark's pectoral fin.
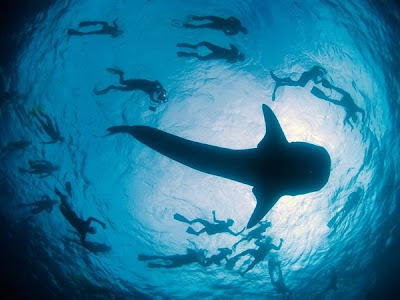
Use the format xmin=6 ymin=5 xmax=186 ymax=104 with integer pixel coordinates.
xmin=247 ymin=186 xmax=280 ymax=228
xmin=258 ymin=104 xmax=288 ymax=149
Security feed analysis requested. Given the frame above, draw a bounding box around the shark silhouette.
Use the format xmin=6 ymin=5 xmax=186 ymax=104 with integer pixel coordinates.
xmin=107 ymin=104 xmax=331 ymax=228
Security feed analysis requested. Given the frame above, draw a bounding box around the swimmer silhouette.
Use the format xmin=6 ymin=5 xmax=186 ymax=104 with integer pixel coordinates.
xmin=174 ymin=210 xmax=244 ymax=236
xmin=106 ymin=104 xmax=331 ymax=228
xmin=138 ymin=248 xmax=206 ymax=268
xmin=181 ymin=15 xmax=247 ymax=35
xmin=177 ymin=42 xmax=245 ymax=63
xmin=67 ymin=19 xmax=122 ymax=38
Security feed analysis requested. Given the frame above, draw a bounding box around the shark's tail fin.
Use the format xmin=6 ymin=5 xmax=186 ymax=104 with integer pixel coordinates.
xmin=105 ymin=126 xmax=134 ymax=137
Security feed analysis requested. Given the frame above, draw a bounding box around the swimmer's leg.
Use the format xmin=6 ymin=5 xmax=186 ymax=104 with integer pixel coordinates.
xmin=67 ymin=29 xmax=84 ymax=36
xmin=176 ymin=43 xmax=197 ymax=49
xmin=177 ymin=52 xmax=199 ymax=58
xmin=183 ymin=23 xmax=214 ymax=29
xmin=106 ymin=68 xmax=126 ymax=84
xmin=186 ymin=227 xmax=205 ymax=236
xmin=196 ymin=41 xmax=219 ymax=52
xmin=94 ymin=85 xmax=131 ymax=95
xmin=138 ymin=254 xmax=164 ymax=261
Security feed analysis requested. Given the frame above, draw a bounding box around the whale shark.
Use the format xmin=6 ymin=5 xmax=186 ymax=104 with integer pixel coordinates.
xmin=107 ymin=104 xmax=331 ymax=228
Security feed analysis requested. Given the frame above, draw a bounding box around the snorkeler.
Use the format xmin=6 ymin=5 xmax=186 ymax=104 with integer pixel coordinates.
xmin=311 ymin=84 xmax=365 ymax=130
xmin=226 ymin=237 xmax=283 ymax=276
xmin=1 ymin=139 xmax=30 ymax=157
xmin=202 ymin=248 xmax=233 ymax=267
xmin=232 ymin=220 xmax=272 ymax=250
xmin=173 ymin=210 xmax=244 ymax=236
xmin=19 ymin=159 xmax=59 ymax=178
xmin=268 ymin=258 xmax=291 ymax=296
xmin=176 ymin=42 xmax=245 ymax=64
xmin=181 ymin=15 xmax=247 ymax=35
xmin=94 ymin=68 xmax=168 ymax=111
xmin=32 ymin=110 xmax=64 ymax=144
xmin=17 ymin=195 xmax=57 ymax=214
xmin=270 ymin=65 xmax=327 ymax=101
xmin=67 ymin=18 xmax=122 ymax=38
xmin=55 ymin=182 xmax=106 ymax=245
xmin=138 ymin=248 xmax=206 ymax=269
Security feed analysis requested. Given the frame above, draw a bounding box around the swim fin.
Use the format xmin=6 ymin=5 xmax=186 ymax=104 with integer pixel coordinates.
xmin=311 ymin=86 xmax=329 ymax=100
xmin=173 ymin=213 xmax=190 ymax=223
xmin=186 ymin=227 xmax=197 ymax=235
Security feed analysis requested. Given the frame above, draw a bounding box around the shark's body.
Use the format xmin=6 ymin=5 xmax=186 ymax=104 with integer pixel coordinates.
xmin=107 ymin=104 xmax=331 ymax=228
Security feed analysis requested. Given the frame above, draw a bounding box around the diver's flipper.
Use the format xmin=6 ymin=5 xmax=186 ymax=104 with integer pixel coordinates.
xmin=67 ymin=29 xmax=83 ymax=36
xmin=311 ymin=86 xmax=329 ymax=100
xmin=173 ymin=213 xmax=190 ymax=224
xmin=225 ymin=257 xmax=238 ymax=270
xmin=257 ymin=105 xmax=287 ymax=150
xmin=247 ymin=187 xmax=280 ymax=228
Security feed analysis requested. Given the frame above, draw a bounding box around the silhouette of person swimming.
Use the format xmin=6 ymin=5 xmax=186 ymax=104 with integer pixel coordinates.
xmin=94 ymin=68 xmax=168 ymax=111
xmin=1 ymin=139 xmax=30 ymax=157
xmin=18 ymin=195 xmax=57 ymax=214
xmin=182 ymin=15 xmax=247 ymax=35
xmin=328 ymin=187 xmax=363 ymax=230
xmin=55 ymin=182 xmax=106 ymax=245
xmin=32 ymin=110 xmax=64 ymax=144
xmin=68 ymin=18 xmax=122 ymax=38
xmin=233 ymin=220 xmax=272 ymax=250
xmin=268 ymin=258 xmax=291 ymax=296
xmin=270 ymin=66 xmax=327 ymax=101
xmin=176 ymin=42 xmax=245 ymax=64
xmin=138 ymin=248 xmax=206 ymax=268
xmin=311 ymin=84 xmax=365 ymax=129
xmin=19 ymin=159 xmax=59 ymax=178
xmin=226 ymin=237 xmax=283 ymax=276
xmin=174 ymin=210 xmax=244 ymax=236
xmin=202 ymin=248 xmax=233 ymax=267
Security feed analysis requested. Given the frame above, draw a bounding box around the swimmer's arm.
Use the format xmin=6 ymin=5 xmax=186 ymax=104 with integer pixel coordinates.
xmin=231 ymin=227 xmax=246 ymax=236
xmin=88 ymin=217 xmax=106 ymax=228
xmin=272 ymin=238 xmax=283 ymax=250
xmin=212 ymin=210 xmax=224 ymax=224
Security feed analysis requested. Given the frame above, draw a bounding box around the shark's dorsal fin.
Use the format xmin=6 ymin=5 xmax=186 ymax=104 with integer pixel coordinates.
xmin=257 ymin=104 xmax=288 ymax=149
xmin=247 ymin=186 xmax=281 ymax=228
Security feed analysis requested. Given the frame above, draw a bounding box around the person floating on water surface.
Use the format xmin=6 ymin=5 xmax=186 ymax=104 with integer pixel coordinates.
xmin=32 ymin=109 xmax=64 ymax=144
xmin=1 ymin=138 xmax=31 ymax=157
xmin=176 ymin=41 xmax=245 ymax=64
xmin=94 ymin=68 xmax=168 ymax=111
xmin=55 ymin=182 xmax=106 ymax=245
xmin=268 ymin=258 xmax=291 ymax=296
xmin=67 ymin=18 xmax=122 ymax=38
xmin=226 ymin=237 xmax=283 ymax=276
xmin=232 ymin=220 xmax=272 ymax=250
xmin=311 ymin=83 xmax=365 ymax=130
xmin=19 ymin=159 xmax=59 ymax=178
xmin=138 ymin=248 xmax=206 ymax=268
xmin=18 ymin=195 xmax=57 ymax=214
xmin=181 ymin=15 xmax=247 ymax=35
xmin=270 ymin=65 xmax=327 ymax=101
xmin=174 ymin=210 xmax=244 ymax=236
xmin=202 ymin=248 xmax=233 ymax=267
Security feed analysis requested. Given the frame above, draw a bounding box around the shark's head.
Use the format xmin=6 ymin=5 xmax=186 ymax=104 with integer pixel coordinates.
xmin=286 ymin=142 xmax=331 ymax=194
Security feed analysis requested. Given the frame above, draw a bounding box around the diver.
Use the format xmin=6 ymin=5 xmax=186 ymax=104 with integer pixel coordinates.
xmin=181 ymin=15 xmax=247 ymax=35
xmin=1 ymin=139 xmax=30 ymax=157
xmin=270 ymin=65 xmax=327 ymax=101
xmin=32 ymin=110 xmax=64 ymax=144
xmin=176 ymin=41 xmax=245 ymax=64
xmin=67 ymin=18 xmax=122 ymax=38
xmin=19 ymin=159 xmax=59 ymax=178
xmin=232 ymin=220 xmax=272 ymax=250
xmin=55 ymin=182 xmax=106 ymax=245
xmin=226 ymin=237 xmax=283 ymax=276
xmin=202 ymin=248 xmax=232 ymax=267
xmin=17 ymin=195 xmax=57 ymax=214
xmin=138 ymin=248 xmax=206 ymax=268
xmin=173 ymin=210 xmax=244 ymax=236
xmin=94 ymin=68 xmax=168 ymax=111
xmin=268 ymin=258 xmax=291 ymax=296
xmin=311 ymin=84 xmax=365 ymax=129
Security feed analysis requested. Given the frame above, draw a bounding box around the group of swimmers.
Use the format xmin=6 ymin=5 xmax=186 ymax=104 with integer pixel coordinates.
xmin=270 ymin=65 xmax=365 ymax=129
xmin=138 ymin=210 xmax=290 ymax=295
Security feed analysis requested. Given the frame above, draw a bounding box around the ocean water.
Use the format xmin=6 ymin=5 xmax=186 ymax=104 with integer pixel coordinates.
xmin=0 ymin=0 xmax=399 ymax=299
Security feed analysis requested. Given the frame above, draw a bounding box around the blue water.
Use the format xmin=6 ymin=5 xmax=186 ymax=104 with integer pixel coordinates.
xmin=1 ymin=0 xmax=399 ymax=299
